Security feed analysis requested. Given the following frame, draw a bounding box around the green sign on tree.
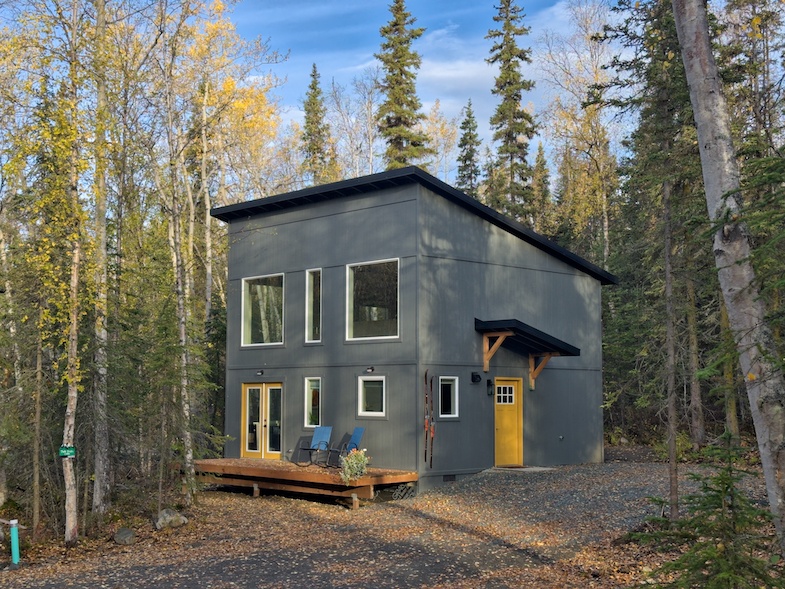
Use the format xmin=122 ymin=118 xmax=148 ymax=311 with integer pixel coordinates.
xmin=58 ymin=446 xmax=76 ymax=459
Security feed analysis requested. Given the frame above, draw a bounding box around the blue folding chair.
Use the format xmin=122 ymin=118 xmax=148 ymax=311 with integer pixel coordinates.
xmin=327 ymin=427 xmax=365 ymax=467
xmin=295 ymin=426 xmax=332 ymax=466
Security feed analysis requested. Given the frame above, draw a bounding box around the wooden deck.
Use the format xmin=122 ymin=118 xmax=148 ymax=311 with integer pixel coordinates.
xmin=194 ymin=458 xmax=418 ymax=508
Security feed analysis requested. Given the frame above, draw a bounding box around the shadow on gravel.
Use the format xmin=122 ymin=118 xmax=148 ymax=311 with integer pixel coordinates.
xmin=383 ymin=501 xmax=554 ymax=567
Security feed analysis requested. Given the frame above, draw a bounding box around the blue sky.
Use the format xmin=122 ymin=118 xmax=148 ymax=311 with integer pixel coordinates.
xmin=231 ymin=0 xmax=571 ymax=161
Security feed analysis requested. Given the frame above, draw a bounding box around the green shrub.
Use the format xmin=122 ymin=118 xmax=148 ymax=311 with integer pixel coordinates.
xmin=653 ymin=431 xmax=695 ymax=462
xmin=339 ymin=449 xmax=369 ymax=485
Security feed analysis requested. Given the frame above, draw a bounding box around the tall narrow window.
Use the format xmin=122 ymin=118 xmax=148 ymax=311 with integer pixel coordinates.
xmin=242 ymin=274 xmax=284 ymax=345
xmin=304 ymin=377 xmax=321 ymax=427
xmin=358 ymin=376 xmax=386 ymax=417
xmin=246 ymin=387 xmax=261 ymax=452
xmin=347 ymin=259 xmax=399 ymax=339
xmin=439 ymin=376 xmax=459 ymax=418
xmin=306 ymin=269 xmax=321 ymax=342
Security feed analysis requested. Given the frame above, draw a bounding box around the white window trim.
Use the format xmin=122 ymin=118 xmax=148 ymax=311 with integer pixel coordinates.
xmin=304 ymin=377 xmax=321 ymax=428
xmin=358 ymin=375 xmax=386 ymax=417
xmin=241 ymin=273 xmax=285 ymax=347
xmin=346 ymin=258 xmax=400 ymax=341
xmin=438 ymin=376 xmax=459 ymax=418
xmin=305 ymin=268 xmax=322 ymax=343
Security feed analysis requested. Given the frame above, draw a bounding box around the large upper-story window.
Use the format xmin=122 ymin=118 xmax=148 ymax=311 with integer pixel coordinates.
xmin=242 ymin=274 xmax=284 ymax=345
xmin=347 ymin=259 xmax=399 ymax=340
xmin=305 ymin=268 xmax=321 ymax=343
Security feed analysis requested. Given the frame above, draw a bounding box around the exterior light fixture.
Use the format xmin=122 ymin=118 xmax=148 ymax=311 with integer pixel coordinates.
xmin=365 ymin=366 xmax=375 ymax=374
xmin=487 ymin=379 xmax=494 ymax=396
xmin=256 ymin=370 xmax=264 ymax=376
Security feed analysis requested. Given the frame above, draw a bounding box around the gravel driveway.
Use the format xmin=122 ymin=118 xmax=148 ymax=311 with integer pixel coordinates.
xmin=0 ymin=459 xmax=769 ymax=588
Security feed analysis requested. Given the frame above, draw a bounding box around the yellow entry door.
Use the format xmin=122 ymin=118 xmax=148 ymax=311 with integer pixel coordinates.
xmin=241 ymin=383 xmax=282 ymax=459
xmin=494 ymin=378 xmax=523 ymax=466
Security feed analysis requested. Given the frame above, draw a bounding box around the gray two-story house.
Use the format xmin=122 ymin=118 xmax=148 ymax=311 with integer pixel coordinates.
xmin=211 ymin=166 xmax=616 ymax=490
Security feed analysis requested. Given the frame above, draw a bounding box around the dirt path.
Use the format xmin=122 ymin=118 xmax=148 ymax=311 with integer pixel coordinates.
xmin=0 ymin=460 xmax=768 ymax=588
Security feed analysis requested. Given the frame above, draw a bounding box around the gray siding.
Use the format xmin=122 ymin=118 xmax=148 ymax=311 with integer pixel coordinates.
xmin=416 ymin=187 xmax=603 ymax=476
xmin=224 ymin=187 xmax=422 ymax=470
xmin=220 ymin=179 xmax=605 ymax=488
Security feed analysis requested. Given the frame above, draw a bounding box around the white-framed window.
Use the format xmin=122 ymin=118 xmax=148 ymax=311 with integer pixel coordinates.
xmin=439 ymin=376 xmax=459 ymax=418
xmin=497 ymin=384 xmax=514 ymax=405
xmin=358 ymin=375 xmax=386 ymax=417
xmin=242 ymin=274 xmax=284 ymax=346
xmin=304 ymin=377 xmax=321 ymax=427
xmin=305 ymin=268 xmax=322 ymax=343
xmin=347 ymin=259 xmax=399 ymax=340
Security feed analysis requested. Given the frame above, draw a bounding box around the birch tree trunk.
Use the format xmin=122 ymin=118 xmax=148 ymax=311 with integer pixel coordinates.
xmin=169 ymin=199 xmax=195 ymax=506
xmin=34 ymin=325 xmax=42 ymax=533
xmin=63 ymin=207 xmax=81 ymax=547
xmin=202 ymin=83 xmax=213 ymax=330
xmin=91 ymin=0 xmax=111 ymax=517
xmin=672 ymin=0 xmax=785 ymax=550
xmin=0 ymin=221 xmax=18 ymax=512
xmin=62 ymin=0 xmax=83 ymax=546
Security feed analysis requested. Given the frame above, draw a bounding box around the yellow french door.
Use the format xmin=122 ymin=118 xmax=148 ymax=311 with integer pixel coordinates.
xmin=494 ymin=378 xmax=523 ymax=466
xmin=241 ymin=383 xmax=282 ymax=459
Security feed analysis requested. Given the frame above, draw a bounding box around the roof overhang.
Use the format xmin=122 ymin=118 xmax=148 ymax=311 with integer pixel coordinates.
xmin=475 ymin=318 xmax=580 ymax=390
xmin=211 ymin=166 xmax=618 ymax=286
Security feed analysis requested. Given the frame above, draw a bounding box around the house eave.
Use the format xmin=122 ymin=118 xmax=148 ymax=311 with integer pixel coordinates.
xmin=210 ymin=166 xmax=618 ymax=286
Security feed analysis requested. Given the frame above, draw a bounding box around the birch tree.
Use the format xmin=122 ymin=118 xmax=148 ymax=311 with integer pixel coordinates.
xmin=539 ymin=0 xmax=617 ymax=267
xmin=91 ymin=0 xmax=110 ymax=518
xmin=327 ymin=67 xmax=383 ymax=177
xmin=672 ymin=0 xmax=785 ymax=550
xmin=418 ymin=99 xmax=458 ymax=180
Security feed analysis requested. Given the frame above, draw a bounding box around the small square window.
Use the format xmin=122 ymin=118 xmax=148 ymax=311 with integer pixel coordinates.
xmin=305 ymin=377 xmax=321 ymax=427
xmin=439 ymin=376 xmax=459 ymax=418
xmin=358 ymin=376 xmax=386 ymax=417
xmin=497 ymin=385 xmax=514 ymax=405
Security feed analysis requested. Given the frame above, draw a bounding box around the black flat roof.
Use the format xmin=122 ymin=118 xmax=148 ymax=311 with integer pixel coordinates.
xmin=211 ymin=166 xmax=618 ymax=285
xmin=475 ymin=318 xmax=580 ymax=357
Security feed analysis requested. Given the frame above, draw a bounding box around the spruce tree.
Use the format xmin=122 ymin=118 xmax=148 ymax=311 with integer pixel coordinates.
xmin=636 ymin=435 xmax=784 ymax=588
xmin=530 ymin=142 xmax=553 ymax=234
xmin=485 ymin=0 xmax=536 ymax=222
xmin=456 ymin=99 xmax=482 ymax=198
xmin=375 ymin=0 xmax=432 ymax=169
xmin=302 ymin=63 xmax=339 ymax=185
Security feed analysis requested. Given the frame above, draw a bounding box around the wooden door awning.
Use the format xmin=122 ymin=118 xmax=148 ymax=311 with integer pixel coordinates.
xmin=475 ymin=318 xmax=580 ymax=389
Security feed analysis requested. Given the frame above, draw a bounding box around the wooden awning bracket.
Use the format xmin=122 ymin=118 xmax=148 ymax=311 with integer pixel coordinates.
xmin=529 ymin=353 xmax=558 ymax=390
xmin=483 ymin=332 xmax=561 ymax=389
xmin=482 ymin=331 xmax=514 ymax=372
